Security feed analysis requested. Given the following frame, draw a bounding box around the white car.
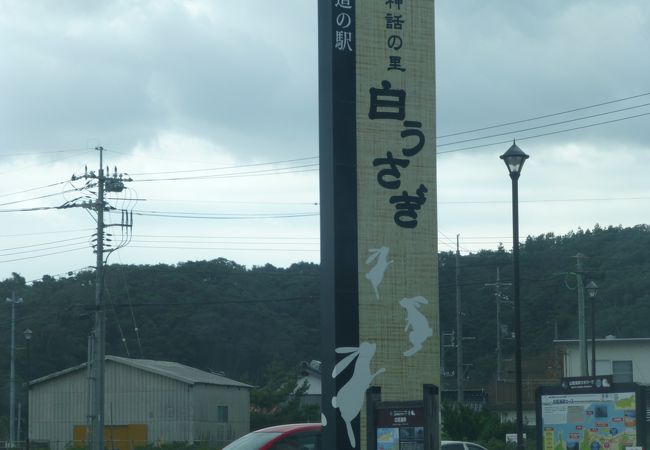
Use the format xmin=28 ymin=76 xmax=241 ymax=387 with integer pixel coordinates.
xmin=442 ymin=440 xmax=489 ymax=450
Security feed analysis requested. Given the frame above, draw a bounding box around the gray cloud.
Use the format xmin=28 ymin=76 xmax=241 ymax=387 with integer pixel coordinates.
xmin=0 ymin=1 xmax=318 ymax=159
xmin=1 ymin=0 xmax=649 ymax=280
xmin=436 ymin=0 xmax=650 ymax=149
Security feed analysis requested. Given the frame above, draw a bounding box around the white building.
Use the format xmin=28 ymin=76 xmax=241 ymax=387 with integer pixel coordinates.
xmin=554 ymin=336 xmax=650 ymax=383
xmin=29 ymin=355 xmax=252 ymax=450
xmin=296 ymin=360 xmax=322 ymax=406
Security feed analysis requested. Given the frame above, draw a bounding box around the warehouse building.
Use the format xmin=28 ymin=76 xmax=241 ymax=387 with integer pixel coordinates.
xmin=28 ymin=355 xmax=252 ymax=450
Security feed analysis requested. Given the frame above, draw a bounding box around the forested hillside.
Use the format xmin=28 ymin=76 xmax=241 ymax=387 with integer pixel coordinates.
xmin=440 ymin=224 xmax=650 ymax=383
xmin=0 ymin=258 xmax=320 ymax=437
xmin=2 ymin=224 xmax=650 ymax=437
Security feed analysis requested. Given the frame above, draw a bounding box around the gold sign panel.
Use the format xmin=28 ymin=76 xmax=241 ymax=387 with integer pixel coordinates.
xmin=356 ymin=0 xmax=438 ymax=447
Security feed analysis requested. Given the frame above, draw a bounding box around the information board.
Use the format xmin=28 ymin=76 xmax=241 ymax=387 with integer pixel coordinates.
xmin=376 ymin=405 xmax=425 ymax=450
xmin=537 ymin=383 xmax=647 ymax=450
xmin=541 ymin=392 xmax=636 ymax=450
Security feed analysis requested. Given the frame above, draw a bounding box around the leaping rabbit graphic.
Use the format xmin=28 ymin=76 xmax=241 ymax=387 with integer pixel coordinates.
xmin=400 ymin=296 xmax=433 ymax=357
xmin=331 ymin=342 xmax=386 ymax=448
xmin=365 ymin=247 xmax=393 ymax=300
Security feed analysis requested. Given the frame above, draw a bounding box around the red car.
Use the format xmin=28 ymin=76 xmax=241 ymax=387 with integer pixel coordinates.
xmin=222 ymin=423 xmax=322 ymax=450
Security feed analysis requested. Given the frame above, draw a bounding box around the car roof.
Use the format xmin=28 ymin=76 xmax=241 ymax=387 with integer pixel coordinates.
xmin=442 ymin=441 xmax=487 ymax=449
xmin=255 ymin=423 xmax=321 ymax=433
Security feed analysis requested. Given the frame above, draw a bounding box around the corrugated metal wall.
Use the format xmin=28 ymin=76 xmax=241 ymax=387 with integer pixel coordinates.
xmin=192 ymin=384 xmax=250 ymax=446
xmin=29 ymin=361 xmax=249 ymax=449
xmin=104 ymin=361 xmax=192 ymax=444
xmin=30 ymin=368 xmax=88 ymax=450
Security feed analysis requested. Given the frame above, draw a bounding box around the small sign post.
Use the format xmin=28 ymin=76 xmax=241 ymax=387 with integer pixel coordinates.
xmin=367 ymin=385 xmax=439 ymax=450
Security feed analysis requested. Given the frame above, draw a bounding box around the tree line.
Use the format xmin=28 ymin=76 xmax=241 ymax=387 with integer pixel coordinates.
xmin=1 ymin=224 xmax=650 ymax=440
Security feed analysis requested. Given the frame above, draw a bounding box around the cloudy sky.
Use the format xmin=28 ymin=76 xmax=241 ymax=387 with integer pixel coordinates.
xmin=0 ymin=0 xmax=649 ymax=282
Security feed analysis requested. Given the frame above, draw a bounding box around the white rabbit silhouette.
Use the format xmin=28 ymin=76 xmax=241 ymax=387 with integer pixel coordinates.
xmin=400 ymin=296 xmax=433 ymax=357
xmin=331 ymin=342 xmax=386 ymax=448
xmin=365 ymin=246 xmax=393 ymax=300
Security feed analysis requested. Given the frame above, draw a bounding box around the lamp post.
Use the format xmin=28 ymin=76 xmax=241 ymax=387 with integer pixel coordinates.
xmin=23 ymin=328 xmax=32 ymax=450
xmin=585 ymin=281 xmax=598 ymax=377
xmin=500 ymin=141 xmax=529 ymax=450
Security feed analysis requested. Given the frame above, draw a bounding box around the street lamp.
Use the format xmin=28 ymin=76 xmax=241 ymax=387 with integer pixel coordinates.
xmin=500 ymin=141 xmax=529 ymax=450
xmin=585 ymin=281 xmax=599 ymax=377
xmin=23 ymin=328 xmax=32 ymax=450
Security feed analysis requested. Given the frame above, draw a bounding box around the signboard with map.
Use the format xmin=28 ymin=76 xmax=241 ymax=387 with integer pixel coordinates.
xmin=376 ymin=405 xmax=425 ymax=450
xmin=537 ymin=383 xmax=648 ymax=450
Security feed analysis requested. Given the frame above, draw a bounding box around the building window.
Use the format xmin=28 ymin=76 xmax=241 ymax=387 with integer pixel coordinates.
xmin=612 ymin=360 xmax=633 ymax=383
xmin=217 ymin=405 xmax=229 ymax=423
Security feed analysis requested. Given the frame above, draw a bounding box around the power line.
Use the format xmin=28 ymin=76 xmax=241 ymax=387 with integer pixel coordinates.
xmin=126 ymin=245 xmax=318 ymax=252
xmin=0 ymin=241 xmax=90 ymax=257
xmin=440 ymin=195 xmax=650 ymax=205
xmin=0 ymin=236 xmax=89 ymax=252
xmin=437 ymin=91 xmax=650 ymax=138
xmin=0 ymin=180 xmax=69 ymax=199
xmin=114 ymin=255 xmax=144 ymax=358
xmin=108 ymin=296 xmax=316 ymax=308
xmin=0 ymin=246 xmax=89 ymax=263
xmin=437 ymin=102 xmax=650 ymax=148
xmin=437 ymin=110 xmax=650 ymax=154
xmin=0 ymin=228 xmax=94 ymax=237
xmin=3 ymin=191 xmax=649 ymax=218
xmin=0 ymin=148 xmax=91 ymax=157
xmin=129 ymin=156 xmax=318 ymax=176
xmin=125 ymin=239 xmax=318 ymax=246
xmin=0 ymin=188 xmax=82 ymax=207
xmin=23 ymin=266 xmax=94 ymax=285
xmin=123 ymin=233 xmax=319 ymax=240
xmin=129 ymin=210 xmax=318 ymax=220
xmin=133 ymin=165 xmax=318 ymax=183
xmin=143 ymin=198 xmax=319 ymax=206
xmin=0 ymin=205 xmax=67 ymax=213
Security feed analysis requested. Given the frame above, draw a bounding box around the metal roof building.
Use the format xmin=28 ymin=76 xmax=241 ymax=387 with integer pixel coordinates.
xmin=28 ymin=355 xmax=252 ymax=450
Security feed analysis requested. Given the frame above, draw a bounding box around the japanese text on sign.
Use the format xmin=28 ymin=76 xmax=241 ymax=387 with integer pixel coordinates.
xmin=334 ymin=0 xmax=353 ymax=51
xmin=368 ymin=80 xmax=427 ymax=229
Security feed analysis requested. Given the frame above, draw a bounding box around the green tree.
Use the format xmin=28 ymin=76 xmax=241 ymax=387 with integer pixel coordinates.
xmin=249 ymin=360 xmax=320 ymax=430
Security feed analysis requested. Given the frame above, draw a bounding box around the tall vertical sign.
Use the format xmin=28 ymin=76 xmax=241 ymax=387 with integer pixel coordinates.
xmin=319 ymin=1 xmax=438 ymax=449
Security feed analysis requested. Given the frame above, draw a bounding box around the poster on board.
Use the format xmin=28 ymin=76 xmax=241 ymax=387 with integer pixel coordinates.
xmin=537 ymin=383 xmax=647 ymax=450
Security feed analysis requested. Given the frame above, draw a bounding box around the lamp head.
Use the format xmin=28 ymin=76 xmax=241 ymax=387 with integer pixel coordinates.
xmin=586 ymin=281 xmax=599 ymax=299
xmin=500 ymin=141 xmax=529 ymax=179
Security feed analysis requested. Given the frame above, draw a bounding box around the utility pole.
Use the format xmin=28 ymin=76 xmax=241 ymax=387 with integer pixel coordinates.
xmin=69 ymin=146 xmax=133 ymax=450
xmin=574 ymin=253 xmax=587 ymax=376
xmin=92 ymin=147 xmax=106 ymax=450
xmin=455 ymin=235 xmax=463 ymax=403
xmin=7 ymin=292 xmax=22 ymax=448
xmin=441 ymin=330 xmax=456 ymax=378
xmin=485 ymin=268 xmax=511 ymax=382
